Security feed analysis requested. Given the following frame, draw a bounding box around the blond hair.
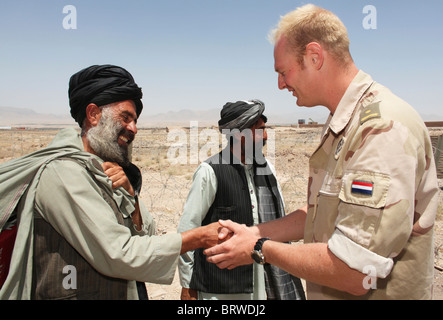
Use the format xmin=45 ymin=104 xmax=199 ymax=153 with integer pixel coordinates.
xmin=269 ymin=4 xmax=353 ymax=66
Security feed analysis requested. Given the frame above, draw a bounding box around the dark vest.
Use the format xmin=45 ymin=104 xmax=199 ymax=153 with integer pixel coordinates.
xmin=190 ymin=151 xmax=254 ymax=294
xmin=32 ymin=185 xmax=127 ymax=300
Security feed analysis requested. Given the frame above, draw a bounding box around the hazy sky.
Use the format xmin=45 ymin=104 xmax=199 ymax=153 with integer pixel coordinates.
xmin=1 ymin=0 xmax=442 ymax=123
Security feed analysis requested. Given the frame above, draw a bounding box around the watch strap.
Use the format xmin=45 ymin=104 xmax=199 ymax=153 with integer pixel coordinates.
xmin=254 ymin=237 xmax=270 ymax=251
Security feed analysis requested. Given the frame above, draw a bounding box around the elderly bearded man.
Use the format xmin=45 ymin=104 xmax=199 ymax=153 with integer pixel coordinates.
xmin=0 ymin=65 xmax=221 ymax=300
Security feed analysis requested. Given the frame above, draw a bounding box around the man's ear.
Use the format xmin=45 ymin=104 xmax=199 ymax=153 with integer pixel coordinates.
xmin=85 ymin=104 xmax=101 ymax=127
xmin=305 ymin=42 xmax=324 ymax=70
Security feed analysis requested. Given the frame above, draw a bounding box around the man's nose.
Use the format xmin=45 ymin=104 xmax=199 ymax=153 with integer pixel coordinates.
xmin=127 ymin=120 xmax=138 ymax=135
xmin=263 ymin=128 xmax=268 ymax=141
xmin=278 ymin=74 xmax=286 ymax=90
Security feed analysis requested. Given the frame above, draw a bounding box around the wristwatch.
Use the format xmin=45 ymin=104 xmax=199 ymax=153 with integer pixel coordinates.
xmin=251 ymin=238 xmax=270 ymax=265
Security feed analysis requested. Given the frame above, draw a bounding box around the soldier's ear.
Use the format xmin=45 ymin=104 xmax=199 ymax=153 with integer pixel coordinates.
xmin=305 ymin=42 xmax=324 ymax=70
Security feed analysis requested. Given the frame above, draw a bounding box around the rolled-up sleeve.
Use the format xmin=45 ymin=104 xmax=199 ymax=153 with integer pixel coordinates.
xmin=328 ymin=229 xmax=394 ymax=278
xmin=177 ymin=162 xmax=217 ymax=288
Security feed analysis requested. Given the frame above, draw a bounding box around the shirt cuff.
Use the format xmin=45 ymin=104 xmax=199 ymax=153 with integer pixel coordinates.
xmin=328 ymin=229 xmax=394 ymax=279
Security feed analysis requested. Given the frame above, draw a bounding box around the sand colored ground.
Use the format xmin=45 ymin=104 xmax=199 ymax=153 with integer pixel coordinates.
xmin=1 ymin=126 xmax=441 ymax=299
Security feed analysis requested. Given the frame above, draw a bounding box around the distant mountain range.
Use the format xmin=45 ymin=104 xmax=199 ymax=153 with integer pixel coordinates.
xmin=0 ymin=106 xmax=330 ymax=128
xmin=140 ymin=108 xmax=221 ymax=127
xmin=0 ymin=107 xmax=75 ymax=127
xmin=1 ymin=106 xmax=441 ymax=128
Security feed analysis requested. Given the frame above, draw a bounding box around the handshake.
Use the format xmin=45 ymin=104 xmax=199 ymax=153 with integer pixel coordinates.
xmin=183 ymin=219 xmax=262 ymax=270
xmin=103 ymin=162 xmax=267 ymax=272
xmin=179 ymin=219 xmax=267 ymax=301
xmin=103 ymin=162 xmax=265 ymax=270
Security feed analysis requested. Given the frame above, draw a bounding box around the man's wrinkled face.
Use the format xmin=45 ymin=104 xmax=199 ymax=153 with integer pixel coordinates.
xmin=87 ymin=100 xmax=138 ymax=166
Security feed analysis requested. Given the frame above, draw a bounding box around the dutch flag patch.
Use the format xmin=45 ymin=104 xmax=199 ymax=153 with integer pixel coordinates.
xmin=351 ymin=180 xmax=374 ymax=196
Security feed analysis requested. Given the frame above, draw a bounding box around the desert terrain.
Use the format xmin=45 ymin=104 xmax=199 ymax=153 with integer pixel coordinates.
xmin=0 ymin=126 xmax=441 ymax=300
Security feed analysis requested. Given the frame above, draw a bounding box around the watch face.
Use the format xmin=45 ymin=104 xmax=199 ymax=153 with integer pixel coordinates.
xmin=251 ymin=250 xmax=265 ymax=264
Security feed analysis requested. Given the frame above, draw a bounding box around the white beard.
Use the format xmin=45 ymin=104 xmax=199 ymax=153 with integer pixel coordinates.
xmin=86 ymin=107 xmax=130 ymax=165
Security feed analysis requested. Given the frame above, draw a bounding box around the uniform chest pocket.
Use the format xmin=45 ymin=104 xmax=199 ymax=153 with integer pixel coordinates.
xmin=311 ymin=190 xmax=341 ymax=243
xmin=334 ymin=171 xmax=389 ymax=247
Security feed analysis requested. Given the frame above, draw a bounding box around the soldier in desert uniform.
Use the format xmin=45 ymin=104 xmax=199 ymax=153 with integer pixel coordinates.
xmin=204 ymin=4 xmax=439 ymax=299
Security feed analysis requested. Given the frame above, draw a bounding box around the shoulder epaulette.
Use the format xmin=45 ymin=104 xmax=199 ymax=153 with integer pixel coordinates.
xmin=360 ymin=102 xmax=381 ymax=125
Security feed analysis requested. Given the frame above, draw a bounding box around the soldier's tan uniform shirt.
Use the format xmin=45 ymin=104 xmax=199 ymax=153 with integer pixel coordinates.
xmin=305 ymin=71 xmax=439 ymax=299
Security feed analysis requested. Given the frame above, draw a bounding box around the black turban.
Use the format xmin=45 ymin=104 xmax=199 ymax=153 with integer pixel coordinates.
xmin=69 ymin=64 xmax=143 ymax=127
xmin=218 ymin=99 xmax=267 ymax=132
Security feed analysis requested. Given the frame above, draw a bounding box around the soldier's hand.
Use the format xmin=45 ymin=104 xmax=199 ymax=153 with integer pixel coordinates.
xmin=204 ymin=220 xmax=258 ymax=270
